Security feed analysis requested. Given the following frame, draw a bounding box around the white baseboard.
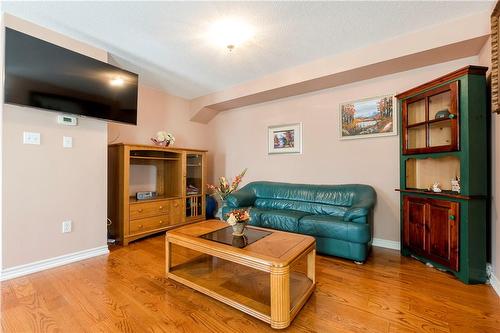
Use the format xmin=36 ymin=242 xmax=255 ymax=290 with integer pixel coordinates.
xmin=0 ymin=245 xmax=109 ymax=281
xmin=487 ymin=263 xmax=500 ymax=297
xmin=372 ymin=238 xmax=401 ymax=250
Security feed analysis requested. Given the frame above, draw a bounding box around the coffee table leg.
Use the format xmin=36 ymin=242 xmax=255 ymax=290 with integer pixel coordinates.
xmin=270 ymin=266 xmax=291 ymax=329
xmin=165 ymin=238 xmax=171 ymax=276
xmin=307 ymin=249 xmax=316 ymax=283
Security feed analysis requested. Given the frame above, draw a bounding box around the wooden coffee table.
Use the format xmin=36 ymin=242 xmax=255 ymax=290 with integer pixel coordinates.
xmin=165 ymin=220 xmax=316 ymax=329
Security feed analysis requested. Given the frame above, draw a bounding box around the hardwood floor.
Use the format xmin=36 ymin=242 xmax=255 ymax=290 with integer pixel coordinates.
xmin=1 ymin=234 xmax=499 ymax=333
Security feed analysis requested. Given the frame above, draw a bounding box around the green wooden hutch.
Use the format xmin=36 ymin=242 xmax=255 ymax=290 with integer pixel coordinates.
xmin=396 ymin=66 xmax=488 ymax=284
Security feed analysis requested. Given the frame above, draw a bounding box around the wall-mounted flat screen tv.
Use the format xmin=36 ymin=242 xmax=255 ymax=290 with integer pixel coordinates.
xmin=4 ymin=27 xmax=138 ymax=125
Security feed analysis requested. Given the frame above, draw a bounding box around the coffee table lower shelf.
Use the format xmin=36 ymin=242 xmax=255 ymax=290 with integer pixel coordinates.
xmin=166 ymin=238 xmax=316 ymax=329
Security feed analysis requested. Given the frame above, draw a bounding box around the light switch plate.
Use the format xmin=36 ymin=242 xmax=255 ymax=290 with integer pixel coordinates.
xmin=23 ymin=132 xmax=41 ymax=145
xmin=63 ymin=136 xmax=73 ymax=148
xmin=62 ymin=220 xmax=72 ymax=233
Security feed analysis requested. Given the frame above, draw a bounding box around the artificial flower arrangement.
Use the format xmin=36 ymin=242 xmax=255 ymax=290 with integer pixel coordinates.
xmin=207 ymin=168 xmax=247 ymax=201
xmin=151 ymin=131 xmax=175 ymax=147
xmin=226 ymin=208 xmax=251 ymax=236
xmin=226 ymin=209 xmax=251 ymax=226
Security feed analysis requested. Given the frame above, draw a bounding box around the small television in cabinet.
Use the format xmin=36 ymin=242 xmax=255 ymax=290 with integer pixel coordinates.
xmin=4 ymin=28 xmax=138 ymax=125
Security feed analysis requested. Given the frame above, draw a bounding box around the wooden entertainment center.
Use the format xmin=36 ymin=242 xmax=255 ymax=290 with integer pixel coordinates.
xmin=108 ymin=143 xmax=207 ymax=245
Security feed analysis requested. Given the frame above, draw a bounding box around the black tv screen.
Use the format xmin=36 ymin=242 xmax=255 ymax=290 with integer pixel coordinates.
xmin=4 ymin=28 xmax=138 ymax=125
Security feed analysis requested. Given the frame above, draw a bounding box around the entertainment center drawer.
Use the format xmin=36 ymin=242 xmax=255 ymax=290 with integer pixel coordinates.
xmin=129 ymin=215 xmax=171 ymax=234
xmin=130 ymin=200 xmax=169 ymax=220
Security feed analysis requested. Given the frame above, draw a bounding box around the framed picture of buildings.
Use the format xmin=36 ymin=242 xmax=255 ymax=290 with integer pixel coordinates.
xmin=339 ymin=95 xmax=397 ymax=140
xmin=268 ymin=123 xmax=302 ymax=154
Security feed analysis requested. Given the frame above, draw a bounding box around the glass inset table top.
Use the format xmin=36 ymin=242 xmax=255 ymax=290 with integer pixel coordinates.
xmin=199 ymin=226 xmax=272 ymax=248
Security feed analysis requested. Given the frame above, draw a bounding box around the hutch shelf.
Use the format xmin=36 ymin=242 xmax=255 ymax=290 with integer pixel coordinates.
xmin=396 ymin=65 xmax=488 ymax=284
xmin=108 ymin=143 xmax=207 ymax=245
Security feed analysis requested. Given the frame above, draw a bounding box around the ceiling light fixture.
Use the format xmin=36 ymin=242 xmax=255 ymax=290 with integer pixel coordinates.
xmin=110 ymin=77 xmax=124 ymax=86
xmin=208 ymin=18 xmax=255 ymax=52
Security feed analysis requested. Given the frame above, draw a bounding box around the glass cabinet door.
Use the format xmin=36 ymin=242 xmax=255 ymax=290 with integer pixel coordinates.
xmin=403 ymin=81 xmax=458 ymax=154
xmin=185 ymin=153 xmax=204 ymax=221
xmin=407 ymin=124 xmax=426 ymax=150
xmin=407 ymin=99 xmax=426 ymax=125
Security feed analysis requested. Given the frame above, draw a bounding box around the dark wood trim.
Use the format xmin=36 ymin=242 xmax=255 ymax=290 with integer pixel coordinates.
xmin=403 ymin=144 xmax=457 ymax=155
xmin=395 ymin=188 xmax=486 ymax=200
xmin=424 ymin=94 xmax=430 ymax=149
xmin=450 ymin=81 xmax=460 ymax=151
xmin=396 ymin=66 xmax=487 ymax=100
xmin=402 ymin=97 xmax=409 ymax=154
xmin=407 ymin=117 xmax=454 ymax=129
xmin=406 ymin=121 xmax=427 ymax=129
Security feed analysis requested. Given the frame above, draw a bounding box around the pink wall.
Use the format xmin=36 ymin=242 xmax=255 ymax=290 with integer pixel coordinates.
xmin=108 ymin=85 xmax=211 ymax=150
xmin=3 ymin=106 xmax=108 ymax=268
xmin=108 ymin=85 xmax=214 ymax=183
xmin=2 ymin=15 xmax=109 ymax=271
xmin=208 ymin=56 xmax=480 ymax=242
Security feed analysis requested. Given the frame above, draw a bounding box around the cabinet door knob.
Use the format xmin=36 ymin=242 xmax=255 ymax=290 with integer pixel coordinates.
xmin=448 ymin=114 xmax=456 ymax=119
xmin=449 ymin=215 xmax=455 ymax=220
xmin=159 ymin=206 xmax=163 ymax=209
xmin=159 ymin=220 xmax=164 ymax=224
xmin=138 ymin=209 xmax=143 ymax=213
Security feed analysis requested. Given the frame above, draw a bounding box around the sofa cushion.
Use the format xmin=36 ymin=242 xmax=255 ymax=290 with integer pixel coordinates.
xmin=254 ymin=198 xmax=348 ymax=217
xmin=298 ymin=215 xmax=371 ymax=243
xmin=260 ymin=210 xmax=309 ymax=232
xmin=251 ymin=182 xmax=364 ymax=206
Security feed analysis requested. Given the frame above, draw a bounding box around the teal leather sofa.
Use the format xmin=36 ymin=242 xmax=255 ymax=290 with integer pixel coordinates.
xmin=222 ymin=181 xmax=376 ymax=262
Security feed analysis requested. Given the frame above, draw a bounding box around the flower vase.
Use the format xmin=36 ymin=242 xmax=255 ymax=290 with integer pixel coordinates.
xmin=231 ymin=221 xmax=248 ymax=236
xmin=231 ymin=235 xmax=248 ymax=248
xmin=215 ymin=199 xmax=227 ymax=220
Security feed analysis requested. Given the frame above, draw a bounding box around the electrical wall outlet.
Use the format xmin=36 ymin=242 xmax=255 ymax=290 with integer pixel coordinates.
xmin=62 ymin=220 xmax=72 ymax=233
xmin=23 ymin=132 xmax=41 ymax=145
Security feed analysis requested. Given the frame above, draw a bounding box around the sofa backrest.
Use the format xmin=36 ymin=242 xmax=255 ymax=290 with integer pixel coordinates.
xmin=244 ymin=181 xmax=374 ymax=217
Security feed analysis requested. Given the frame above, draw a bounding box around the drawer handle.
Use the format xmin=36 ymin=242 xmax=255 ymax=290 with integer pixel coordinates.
xmin=449 ymin=215 xmax=455 ymax=221
xmin=138 ymin=224 xmax=144 ymax=229
xmin=159 ymin=220 xmax=164 ymax=224
xmin=138 ymin=208 xmax=143 ymax=213
xmin=159 ymin=206 xmax=164 ymax=209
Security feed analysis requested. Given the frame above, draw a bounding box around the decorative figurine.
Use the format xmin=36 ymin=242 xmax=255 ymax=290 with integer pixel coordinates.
xmin=151 ymin=131 xmax=175 ymax=147
xmin=451 ymin=177 xmax=461 ymax=193
xmin=434 ymin=109 xmax=450 ymax=119
xmin=431 ymin=182 xmax=442 ymax=193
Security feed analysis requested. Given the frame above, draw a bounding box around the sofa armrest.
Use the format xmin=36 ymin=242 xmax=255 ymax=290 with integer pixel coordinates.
xmin=344 ymin=206 xmax=370 ymax=223
xmin=343 ymin=198 xmax=375 ymax=223
xmin=226 ymin=188 xmax=256 ymax=208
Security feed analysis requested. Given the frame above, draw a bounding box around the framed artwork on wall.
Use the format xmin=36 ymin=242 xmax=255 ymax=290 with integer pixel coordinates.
xmin=339 ymin=95 xmax=397 ymax=140
xmin=268 ymin=123 xmax=302 ymax=154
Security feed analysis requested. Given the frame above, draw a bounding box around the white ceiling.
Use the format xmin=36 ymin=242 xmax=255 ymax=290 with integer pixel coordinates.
xmin=1 ymin=1 xmax=494 ymax=99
